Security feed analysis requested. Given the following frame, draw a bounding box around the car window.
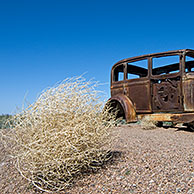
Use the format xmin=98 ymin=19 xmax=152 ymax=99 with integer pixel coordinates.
xmin=185 ymin=55 xmax=194 ymax=73
xmin=113 ymin=64 xmax=124 ymax=81
xmin=127 ymin=59 xmax=148 ymax=79
xmin=152 ymin=55 xmax=180 ymax=75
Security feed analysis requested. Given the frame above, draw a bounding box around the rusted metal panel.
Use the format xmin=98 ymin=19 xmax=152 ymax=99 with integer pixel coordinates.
xmin=138 ymin=113 xmax=194 ymax=123
xmin=111 ymin=83 xmax=124 ymax=97
xmin=125 ymin=79 xmax=151 ymax=112
xmin=152 ymin=78 xmax=182 ymax=112
xmin=107 ymin=95 xmax=137 ymax=122
xmin=183 ymin=75 xmax=194 ymax=111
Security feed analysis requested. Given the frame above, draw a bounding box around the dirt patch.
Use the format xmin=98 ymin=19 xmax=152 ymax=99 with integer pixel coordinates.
xmin=1 ymin=124 xmax=194 ymax=193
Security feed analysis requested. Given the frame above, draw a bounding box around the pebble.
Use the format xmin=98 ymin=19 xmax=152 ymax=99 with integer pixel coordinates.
xmin=149 ymin=180 xmax=154 ymax=184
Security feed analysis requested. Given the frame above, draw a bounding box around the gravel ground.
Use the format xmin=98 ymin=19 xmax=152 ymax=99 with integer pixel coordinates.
xmin=1 ymin=124 xmax=194 ymax=193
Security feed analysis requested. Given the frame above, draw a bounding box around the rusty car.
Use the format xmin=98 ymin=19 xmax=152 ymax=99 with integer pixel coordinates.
xmin=108 ymin=49 xmax=194 ymax=129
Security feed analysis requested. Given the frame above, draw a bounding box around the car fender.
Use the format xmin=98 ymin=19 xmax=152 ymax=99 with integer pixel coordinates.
xmin=107 ymin=95 xmax=137 ymax=122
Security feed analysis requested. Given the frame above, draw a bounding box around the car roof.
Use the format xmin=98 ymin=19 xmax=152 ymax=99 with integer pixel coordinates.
xmin=112 ymin=49 xmax=194 ymax=69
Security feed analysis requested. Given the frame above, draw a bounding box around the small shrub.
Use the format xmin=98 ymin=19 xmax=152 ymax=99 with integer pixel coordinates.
xmin=0 ymin=114 xmax=12 ymax=129
xmin=140 ymin=117 xmax=157 ymax=130
xmin=1 ymin=76 xmax=117 ymax=192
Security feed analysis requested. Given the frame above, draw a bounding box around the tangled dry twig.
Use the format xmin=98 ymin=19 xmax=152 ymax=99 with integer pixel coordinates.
xmin=1 ymin=76 xmax=117 ymax=192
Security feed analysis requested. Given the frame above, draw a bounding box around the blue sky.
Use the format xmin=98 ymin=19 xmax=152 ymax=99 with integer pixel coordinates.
xmin=1 ymin=0 xmax=194 ymax=114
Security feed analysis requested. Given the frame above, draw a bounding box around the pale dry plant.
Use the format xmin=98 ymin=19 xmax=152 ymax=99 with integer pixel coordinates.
xmin=1 ymin=76 xmax=117 ymax=192
xmin=141 ymin=117 xmax=157 ymax=130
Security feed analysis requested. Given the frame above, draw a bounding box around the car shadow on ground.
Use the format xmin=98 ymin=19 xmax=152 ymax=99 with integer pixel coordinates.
xmin=156 ymin=122 xmax=194 ymax=133
xmin=175 ymin=126 xmax=194 ymax=132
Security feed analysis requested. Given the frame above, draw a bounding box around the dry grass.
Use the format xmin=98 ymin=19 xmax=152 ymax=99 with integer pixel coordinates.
xmin=140 ymin=117 xmax=157 ymax=130
xmin=0 ymin=76 xmax=117 ymax=193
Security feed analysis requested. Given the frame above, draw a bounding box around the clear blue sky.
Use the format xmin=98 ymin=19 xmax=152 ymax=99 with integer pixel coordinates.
xmin=1 ymin=0 xmax=194 ymax=114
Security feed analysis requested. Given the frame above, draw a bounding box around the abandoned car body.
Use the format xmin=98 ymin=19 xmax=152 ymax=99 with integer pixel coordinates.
xmin=108 ymin=49 xmax=194 ymax=127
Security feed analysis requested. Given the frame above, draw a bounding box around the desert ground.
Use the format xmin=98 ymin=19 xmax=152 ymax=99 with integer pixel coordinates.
xmin=1 ymin=124 xmax=194 ymax=194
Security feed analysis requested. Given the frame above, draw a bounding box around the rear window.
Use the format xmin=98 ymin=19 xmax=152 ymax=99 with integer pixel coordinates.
xmin=113 ymin=64 xmax=124 ymax=81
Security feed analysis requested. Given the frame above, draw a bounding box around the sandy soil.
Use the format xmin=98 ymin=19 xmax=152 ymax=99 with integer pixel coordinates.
xmin=1 ymin=124 xmax=194 ymax=193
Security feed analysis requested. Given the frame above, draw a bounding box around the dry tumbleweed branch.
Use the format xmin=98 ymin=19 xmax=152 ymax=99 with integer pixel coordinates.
xmin=1 ymin=76 xmax=117 ymax=192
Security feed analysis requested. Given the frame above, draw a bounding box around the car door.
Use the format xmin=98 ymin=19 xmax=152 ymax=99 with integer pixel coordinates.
xmin=151 ymin=55 xmax=183 ymax=112
xmin=125 ymin=59 xmax=152 ymax=113
xmin=111 ymin=63 xmax=125 ymax=97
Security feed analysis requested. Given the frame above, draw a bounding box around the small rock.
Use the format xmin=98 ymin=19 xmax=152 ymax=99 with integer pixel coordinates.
xmin=176 ymin=188 xmax=181 ymax=192
xmin=0 ymin=162 xmax=5 ymax=167
xmin=149 ymin=180 xmax=154 ymax=184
